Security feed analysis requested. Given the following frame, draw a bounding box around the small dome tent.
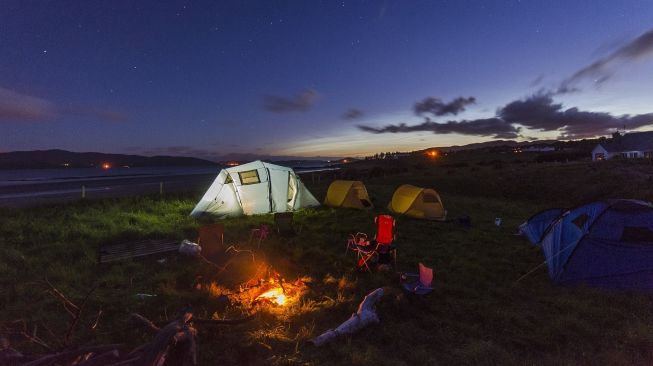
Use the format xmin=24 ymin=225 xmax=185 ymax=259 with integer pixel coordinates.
xmin=388 ymin=184 xmax=446 ymax=220
xmin=520 ymin=199 xmax=653 ymax=289
xmin=324 ymin=180 xmax=373 ymax=209
xmin=191 ymin=160 xmax=319 ymax=218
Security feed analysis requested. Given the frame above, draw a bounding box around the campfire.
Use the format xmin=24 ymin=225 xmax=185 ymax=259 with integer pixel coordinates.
xmin=230 ymin=267 xmax=308 ymax=311
xmin=256 ymin=287 xmax=287 ymax=306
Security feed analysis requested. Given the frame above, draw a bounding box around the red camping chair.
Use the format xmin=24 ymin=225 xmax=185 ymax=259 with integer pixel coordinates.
xmin=355 ymin=215 xmax=397 ymax=271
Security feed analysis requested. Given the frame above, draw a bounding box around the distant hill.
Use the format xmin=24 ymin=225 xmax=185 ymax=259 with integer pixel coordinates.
xmin=434 ymin=139 xmax=559 ymax=152
xmin=419 ymin=137 xmax=604 ymax=154
xmin=0 ymin=149 xmax=219 ymax=169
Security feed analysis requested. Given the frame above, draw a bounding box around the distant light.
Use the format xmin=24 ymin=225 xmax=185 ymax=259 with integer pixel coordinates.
xmin=101 ymin=162 xmax=111 ymax=170
xmin=427 ymin=150 xmax=439 ymax=158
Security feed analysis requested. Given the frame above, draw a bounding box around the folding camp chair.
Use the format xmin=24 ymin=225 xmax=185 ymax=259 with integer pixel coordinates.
xmin=197 ymin=223 xmax=224 ymax=259
xmin=354 ymin=214 xmax=397 ymax=271
xmin=373 ymin=214 xmax=397 ymax=268
xmin=400 ymin=263 xmax=434 ymax=295
xmin=274 ymin=212 xmax=296 ymax=237
xmin=249 ymin=224 xmax=270 ymax=247
xmin=346 ymin=232 xmax=370 ymax=255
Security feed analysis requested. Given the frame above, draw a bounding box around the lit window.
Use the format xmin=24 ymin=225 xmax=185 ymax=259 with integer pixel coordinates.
xmin=238 ymin=170 xmax=260 ymax=185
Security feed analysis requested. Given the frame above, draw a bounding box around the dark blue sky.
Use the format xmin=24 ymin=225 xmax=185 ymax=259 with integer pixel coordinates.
xmin=1 ymin=1 xmax=653 ymax=159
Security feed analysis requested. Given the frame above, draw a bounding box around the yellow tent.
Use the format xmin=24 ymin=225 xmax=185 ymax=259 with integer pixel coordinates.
xmin=388 ymin=184 xmax=447 ymax=220
xmin=324 ymin=180 xmax=373 ymax=209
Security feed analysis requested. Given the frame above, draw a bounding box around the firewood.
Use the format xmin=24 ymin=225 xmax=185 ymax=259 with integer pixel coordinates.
xmin=75 ymin=349 xmax=121 ymax=366
xmin=138 ymin=311 xmax=194 ymax=366
xmin=310 ymin=288 xmax=384 ymax=346
xmin=130 ymin=313 xmax=160 ymax=334
xmin=21 ymin=344 xmax=123 ymax=366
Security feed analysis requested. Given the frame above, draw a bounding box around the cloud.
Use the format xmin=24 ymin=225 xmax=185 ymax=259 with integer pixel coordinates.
xmin=0 ymin=87 xmax=55 ymax=121
xmin=414 ymin=96 xmax=476 ymax=116
xmin=560 ymin=28 xmax=653 ymax=91
xmin=0 ymin=86 xmax=127 ymax=123
xmin=499 ymin=93 xmax=653 ymax=138
xmin=358 ymin=92 xmax=653 ymax=139
xmin=263 ymin=89 xmax=320 ymax=113
xmin=358 ymin=117 xmax=520 ymax=139
xmin=343 ymin=108 xmax=364 ymax=120
xmin=530 ymin=75 xmax=544 ymax=87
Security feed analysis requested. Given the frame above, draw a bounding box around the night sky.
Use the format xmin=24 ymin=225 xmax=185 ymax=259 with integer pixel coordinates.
xmin=1 ymin=1 xmax=653 ymax=160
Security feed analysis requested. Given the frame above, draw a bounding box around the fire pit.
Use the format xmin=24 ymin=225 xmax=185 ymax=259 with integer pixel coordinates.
xmin=234 ymin=269 xmax=308 ymax=312
xmin=256 ymin=287 xmax=287 ymax=306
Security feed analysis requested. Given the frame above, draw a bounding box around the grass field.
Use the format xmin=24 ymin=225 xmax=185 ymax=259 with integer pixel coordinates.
xmin=2 ymin=159 xmax=653 ymax=365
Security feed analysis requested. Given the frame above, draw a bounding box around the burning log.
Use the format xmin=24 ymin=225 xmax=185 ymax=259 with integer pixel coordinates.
xmin=310 ymin=288 xmax=384 ymax=346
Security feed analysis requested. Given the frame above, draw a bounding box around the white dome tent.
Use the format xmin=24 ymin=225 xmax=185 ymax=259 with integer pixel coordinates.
xmin=190 ymin=160 xmax=320 ymax=218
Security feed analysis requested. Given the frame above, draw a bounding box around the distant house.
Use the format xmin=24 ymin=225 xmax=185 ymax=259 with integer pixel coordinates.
xmin=592 ymin=131 xmax=653 ymax=161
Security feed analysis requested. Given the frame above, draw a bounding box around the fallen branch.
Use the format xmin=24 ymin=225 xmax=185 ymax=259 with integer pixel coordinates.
xmin=130 ymin=313 xmax=160 ymax=334
xmin=21 ymin=344 xmax=123 ymax=366
xmin=310 ymin=288 xmax=384 ymax=346
xmin=90 ymin=310 xmax=103 ymax=331
xmin=139 ymin=311 xmax=195 ymax=366
xmin=74 ymin=349 xmax=120 ymax=366
xmin=44 ymin=278 xmax=79 ymax=318
xmin=65 ymin=284 xmax=98 ymax=345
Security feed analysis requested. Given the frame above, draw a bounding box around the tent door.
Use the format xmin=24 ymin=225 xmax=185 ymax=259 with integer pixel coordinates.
xmin=287 ymin=172 xmax=298 ymax=210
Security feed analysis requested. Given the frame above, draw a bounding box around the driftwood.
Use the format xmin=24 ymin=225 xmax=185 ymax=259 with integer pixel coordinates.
xmin=138 ymin=311 xmax=197 ymax=366
xmin=6 ymin=278 xmax=259 ymax=366
xmin=310 ymin=288 xmax=384 ymax=346
xmin=20 ymin=344 xmax=124 ymax=366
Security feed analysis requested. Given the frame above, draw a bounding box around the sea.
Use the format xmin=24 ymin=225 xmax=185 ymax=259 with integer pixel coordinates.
xmin=0 ymin=164 xmax=335 ymax=206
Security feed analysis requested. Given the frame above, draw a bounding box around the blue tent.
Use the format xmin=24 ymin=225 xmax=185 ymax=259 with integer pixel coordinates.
xmin=519 ymin=208 xmax=565 ymax=244
xmin=521 ymin=200 xmax=653 ymax=289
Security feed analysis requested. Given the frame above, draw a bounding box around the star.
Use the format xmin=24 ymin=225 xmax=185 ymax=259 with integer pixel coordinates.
xmin=42 ymin=49 xmax=47 ymax=54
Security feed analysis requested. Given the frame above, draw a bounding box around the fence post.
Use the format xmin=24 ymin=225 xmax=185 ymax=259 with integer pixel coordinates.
xmin=81 ymin=185 xmax=86 ymax=199
xmin=159 ymin=182 xmax=163 ymax=195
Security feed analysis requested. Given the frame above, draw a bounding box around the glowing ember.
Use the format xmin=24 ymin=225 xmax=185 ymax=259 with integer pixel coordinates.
xmin=256 ymin=288 xmax=287 ymax=306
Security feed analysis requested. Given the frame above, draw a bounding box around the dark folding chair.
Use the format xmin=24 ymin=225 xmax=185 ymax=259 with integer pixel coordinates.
xmin=355 ymin=214 xmax=397 ymax=271
xmin=274 ymin=212 xmax=296 ymax=237
xmin=197 ymin=223 xmax=224 ymax=259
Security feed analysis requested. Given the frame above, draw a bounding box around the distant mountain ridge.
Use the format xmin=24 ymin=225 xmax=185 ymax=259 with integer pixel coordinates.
xmin=434 ymin=139 xmax=560 ymax=152
xmin=0 ymin=149 xmax=219 ymax=169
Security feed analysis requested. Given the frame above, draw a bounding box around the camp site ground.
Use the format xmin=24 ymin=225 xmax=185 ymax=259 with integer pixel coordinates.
xmin=2 ymin=158 xmax=653 ymax=365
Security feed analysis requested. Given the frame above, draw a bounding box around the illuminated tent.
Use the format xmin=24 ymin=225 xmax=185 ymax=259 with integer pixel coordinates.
xmin=520 ymin=199 xmax=653 ymax=289
xmin=387 ymin=184 xmax=446 ymax=221
xmin=191 ymin=160 xmax=320 ymax=218
xmin=324 ymin=180 xmax=373 ymax=209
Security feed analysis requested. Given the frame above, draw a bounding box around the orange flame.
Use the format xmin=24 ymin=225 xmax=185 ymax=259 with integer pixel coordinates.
xmin=256 ymin=288 xmax=287 ymax=306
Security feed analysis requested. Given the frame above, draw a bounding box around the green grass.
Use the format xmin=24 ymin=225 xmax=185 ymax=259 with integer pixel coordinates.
xmin=2 ymin=160 xmax=653 ymax=365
